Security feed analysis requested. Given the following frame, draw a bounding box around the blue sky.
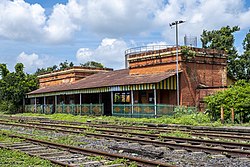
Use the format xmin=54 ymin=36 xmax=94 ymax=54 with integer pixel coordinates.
xmin=1 ymin=0 xmax=250 ymax=73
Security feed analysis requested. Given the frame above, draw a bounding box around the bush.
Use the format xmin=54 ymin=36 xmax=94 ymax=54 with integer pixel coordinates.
xmin=0 ymin=100 xmax=17 ymax=114
xmin=205 ymin=80 xmax=250 ymax=123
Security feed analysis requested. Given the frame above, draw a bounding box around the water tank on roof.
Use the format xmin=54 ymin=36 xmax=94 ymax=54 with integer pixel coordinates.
xmin=184 ymin=35 xmax=197 ymax=47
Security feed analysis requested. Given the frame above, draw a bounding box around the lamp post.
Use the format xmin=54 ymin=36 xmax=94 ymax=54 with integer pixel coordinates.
xmin=170 ymin=20 xmax=185 ymax=106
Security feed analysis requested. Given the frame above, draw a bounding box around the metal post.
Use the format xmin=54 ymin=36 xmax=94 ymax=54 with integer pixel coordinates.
xmin=131 ymin=90 xmax=134 ymax=116
xmin=176 ymin=23 xmax=179 ymax=106
xmin=55 ymin=95 xmax=57 ymax=113
xmin=154 ymin=88 xmax=157 ymax=117
xmin=43 ymin=96 xmax=46 ymax=113
xmin=170 ymin=20 xmax=185 ymax=106
xmin=111 ymin=91 xmax=114 ymax=115
xmin=79 ymin=94 xmax=82 ymax=115
xmin=125 ymin=54 xmax=128 ymax=69
xmin=34 ymin=97 xmax=37 ymax=113
xmin=55 ymin=96 xmax=57 ymax=105
xmin=80 ymin=93 xmax=82 ymax=105
xmin=22 ymin=97 xmax=25 ymax=113
xmin=99 ymin=93 xmax=101 ymax=104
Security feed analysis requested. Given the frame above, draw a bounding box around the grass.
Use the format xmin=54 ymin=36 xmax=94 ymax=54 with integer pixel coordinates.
xmin=0 ymin=148 xmax=57 ymax=167
xmin=159 ymin=130 xmax=191 ymax=138
xmin=10 ymin=112 xmax=228 ymax=126
xmin=0 ymin=129 xmax=88 ymax=147
xmin=0 ymin=133 xmax=23 ymax=143
xmin=0 ymin=133 xmax=57 ymax=167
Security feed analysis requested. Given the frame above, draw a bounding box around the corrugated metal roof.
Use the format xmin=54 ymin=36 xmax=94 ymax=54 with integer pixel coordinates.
xmin=28 ymin=69 xmax=178 ymax=95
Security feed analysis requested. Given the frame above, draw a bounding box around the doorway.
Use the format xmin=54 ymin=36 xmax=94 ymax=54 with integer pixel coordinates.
xmin=101 ymin=92 xmax=112 ymax=116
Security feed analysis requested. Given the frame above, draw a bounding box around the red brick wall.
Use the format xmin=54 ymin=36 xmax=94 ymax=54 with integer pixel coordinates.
xmin=39 ymin=72 xmax=91 ymax=88
xmin=127 ymin=48 xmax=227 ymax=108
xmin=179 ymin=55 xmax=227 ymax=107
xmin=129 ymin=55 xmax=181 ymax=75
xmin=129 ymin=63 xmax=180 ymax=75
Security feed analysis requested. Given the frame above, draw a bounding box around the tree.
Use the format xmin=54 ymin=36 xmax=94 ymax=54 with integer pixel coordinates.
xmin=34 ymin=61 xmax=74 ymax=75
xmin=235 ymin=31 xmax=250 ymax=80
xmin=0 ymin=64 xmax=9 ymax=78
xmin=59 ymin=60 xmax=74 ymax=70
xmin=200 ymin=26 xmax=240 ymax=79
xmin=0 ymin=63 xmax=38 ymax=113
xmin=80 ymin=61 xmax=104 ymax=68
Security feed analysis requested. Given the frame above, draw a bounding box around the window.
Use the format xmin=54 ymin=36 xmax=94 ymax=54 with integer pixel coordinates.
xmin=114 ymin=92 xmax=130 ymax=104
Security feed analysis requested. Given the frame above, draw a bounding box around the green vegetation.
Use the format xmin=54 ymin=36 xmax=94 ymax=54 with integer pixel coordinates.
xmin=0 ymin=148 xmax=56 ymax=167
xmin=0 ymin=133 xmax=23 ymax=143
xmin=181 ymin=46 xmax=197 ymax=59
xmin=201 ymin=26 xmax=250 ymax=81
xmin=159 ymin=130 xmax=191 ymax=138
xmin=35 ymin=60 xmax=74 ymax=75
xmin=0 ymin=63 xmax=38 ymax=114
xmin=35 ymin=60 xmax=105 ymax=76
xmin=80 ymin=61 xmax=105 ymax=68
xmin=13 ymin=112 xmax=226 ymax=126
xmin=0 ymin=133 xmax=56 ymax=167
xmin=205 ymin=80 xmax=250 ymax=123
xmin=87 ymin=156 xmax=104 ymax=161
xmin=105 ymin=158 xmax=137 ymax=167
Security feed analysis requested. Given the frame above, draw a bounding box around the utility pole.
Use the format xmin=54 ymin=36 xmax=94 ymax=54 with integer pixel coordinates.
xmin=170 ymin=20 xmax=185 ymax=106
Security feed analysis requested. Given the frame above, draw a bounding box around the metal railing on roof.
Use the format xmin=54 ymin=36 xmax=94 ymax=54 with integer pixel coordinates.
xmin=124 ymin=45 xmax=175 ymax=56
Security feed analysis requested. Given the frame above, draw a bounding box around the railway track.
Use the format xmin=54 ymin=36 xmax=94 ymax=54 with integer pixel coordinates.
xmin=0 ymin=132 xmax=172 ymax=167
xmin=23 ymin=121 xmax=250 ymax=141
xmin=16 ymin=117 xmax=250 ymax=136
xmin=2 ymin=115 xmax=250 ymax=134
xmin=1 ymin=121 xmax=250 ymax=158
xmin=81 ymin=123 xmax=250 ymax=141
xmin=1 ymin=118 xmax=250 ymax=141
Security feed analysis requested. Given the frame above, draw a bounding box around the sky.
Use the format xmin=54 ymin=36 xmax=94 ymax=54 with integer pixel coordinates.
xmin=1 ymin=0 xmax=250 ymax=73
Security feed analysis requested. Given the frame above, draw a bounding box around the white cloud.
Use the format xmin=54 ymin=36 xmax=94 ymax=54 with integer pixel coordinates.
xmin=0 ymin=0 xmax=45 ymax=41
xmin=76 ymin=38 xmax=128 ymax=69
xmin=1 ymin=0 xmax=250 ymax=45
xmin=76 ymin=48 xmax=93 ymax=62
xmin=85 ymin=0 xmax=161 ymax=36
xmin=0 ymin=0 xmax=161 ymax=43
xmin=17 ymin=52 xmax=44 ymax=72
xmin=44 ymin=0 xmax=85 ymax=43
xmin=154 ymin=0 xmax=249 ymax=44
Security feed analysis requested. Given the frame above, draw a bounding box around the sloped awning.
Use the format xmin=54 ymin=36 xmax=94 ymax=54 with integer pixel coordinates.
xmin=27 ymin=69 xmax=178 ymax=98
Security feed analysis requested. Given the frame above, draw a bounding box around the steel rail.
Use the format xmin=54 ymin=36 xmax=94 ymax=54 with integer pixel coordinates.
xmin=1 ymin=116 xmax=250 ymax=133
xmin=1 ymin=121 xmax=250 ymax=157
xmin=26 ymin=121 xmax=250 ymax=143
xmin=83 ymin=123 xmax=250 ymax=136
xmin=1 ymin=121 xmax=250 ymax=149
xmin=1 ymin=118 xmax=250 ymax=140
xmin=0 ymin=142 xmax=76 ymax=167
xmin=9 ymin=120 xmax=250 ymax=141
xmin=34 ymin=119 xmax=250 ymax=136
xmin=0 ymin=132 xmax=174 ymax=167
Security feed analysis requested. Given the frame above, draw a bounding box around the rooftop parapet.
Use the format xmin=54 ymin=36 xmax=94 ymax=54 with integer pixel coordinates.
xmin=125 ymin=45 xmax=227 ymax=63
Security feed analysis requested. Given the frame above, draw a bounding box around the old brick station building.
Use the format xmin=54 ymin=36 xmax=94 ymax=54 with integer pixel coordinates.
xmin=26 ymin=45 xmax=229 ymax=116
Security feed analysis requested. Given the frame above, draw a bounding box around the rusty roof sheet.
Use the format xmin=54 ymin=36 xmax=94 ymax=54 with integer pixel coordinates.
xmin=28 ymin=69 xmax=177 ymax=95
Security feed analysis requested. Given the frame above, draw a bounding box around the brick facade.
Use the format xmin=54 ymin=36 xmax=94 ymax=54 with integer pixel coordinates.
xmin=127 ymin=47 xmax=228 ymax=109
xmin=38 ymin=66 xmax=113 ymax=88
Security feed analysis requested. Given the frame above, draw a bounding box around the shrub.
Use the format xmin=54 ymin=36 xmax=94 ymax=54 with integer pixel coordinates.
xmin=205 ymin=80 xmax=250 ymax=123
xmin=0 ymin=100 xmax=17 ymax=114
